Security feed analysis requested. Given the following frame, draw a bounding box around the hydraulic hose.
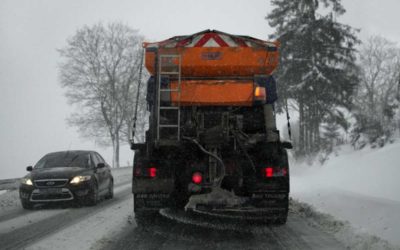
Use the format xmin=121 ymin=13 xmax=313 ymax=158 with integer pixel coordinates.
xmin=182 ymin=136 xmax=225 ymax=187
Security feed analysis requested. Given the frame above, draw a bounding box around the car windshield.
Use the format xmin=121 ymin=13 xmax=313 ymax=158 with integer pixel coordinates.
xmin=34 ymin=152 xmax=89 ymax=169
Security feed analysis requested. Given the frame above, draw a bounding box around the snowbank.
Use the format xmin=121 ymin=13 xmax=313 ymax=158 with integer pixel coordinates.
xmin=0 ymin=189 xmax=21 ymax=214
xmin=291 ymin=199 xmax=399 ymax=250
xmin=291 ymin=141 xmax=400 ymax=247
xmin=292 ymin=142 xmax=400 ymax=202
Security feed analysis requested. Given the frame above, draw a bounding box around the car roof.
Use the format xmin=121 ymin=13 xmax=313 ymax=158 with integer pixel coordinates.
xmin=44 ymin=150 xmax=98 ymax=156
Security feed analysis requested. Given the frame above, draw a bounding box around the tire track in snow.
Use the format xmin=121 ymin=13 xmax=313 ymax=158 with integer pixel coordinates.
xmin=0 ymin=180 xmax=132 ymax=250
xmin=103 ymin=211 xmax=346 ymax=250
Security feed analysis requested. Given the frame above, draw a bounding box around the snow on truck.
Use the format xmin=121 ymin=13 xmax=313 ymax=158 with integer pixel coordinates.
xmin=130 ymin=30 xmax=292 ymax=225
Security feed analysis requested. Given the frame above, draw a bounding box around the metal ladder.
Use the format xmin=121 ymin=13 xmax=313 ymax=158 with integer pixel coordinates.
xmin=156 ymin=54 xmax=181 ymax=144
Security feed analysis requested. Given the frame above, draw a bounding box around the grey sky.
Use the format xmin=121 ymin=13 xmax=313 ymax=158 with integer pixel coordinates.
xmin=1 ymin=0 xmax=399 ymax=179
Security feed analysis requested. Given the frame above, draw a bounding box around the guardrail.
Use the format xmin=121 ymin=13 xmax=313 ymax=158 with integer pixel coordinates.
xmin=0 ymin=178 xmax=20 ymax=190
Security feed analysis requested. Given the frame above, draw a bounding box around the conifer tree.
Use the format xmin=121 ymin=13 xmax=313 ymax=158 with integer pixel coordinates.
xmin=267 ymin=0 xmax=359 ymax=156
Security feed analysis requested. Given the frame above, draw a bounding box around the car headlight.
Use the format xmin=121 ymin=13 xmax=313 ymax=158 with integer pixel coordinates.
xmin=70 ymin=175 xmax=91 ymax=184
xmin=21 ymin=178 xmax=33 ymax=186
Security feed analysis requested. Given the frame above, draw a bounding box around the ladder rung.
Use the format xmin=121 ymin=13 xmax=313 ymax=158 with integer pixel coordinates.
xmin=160 ymin=55 xmax=180 ymax=58
xmin=156 ymin=140 xmax=180 ymax=146
xmin=159 ymin=124 xmax=179 ymax=128
xmin=160 ymin=71 xmax=180 ymax=75
xmin=160 ymin=106 xmax=179 ymax=110
xmin=158 ymin=54 xmax=181 ymax=142
xmin=160 ymin=89 xmax=180 ymax=92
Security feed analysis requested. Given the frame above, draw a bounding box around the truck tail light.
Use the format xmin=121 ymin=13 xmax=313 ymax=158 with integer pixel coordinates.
xmin=192 ymin=172 xmax=203 ymax=184
xmin=265 ymin=167 xmax=274 ymax=177
xmin=133 ymin=165 xmax=157 ymax=178
xmin=148 ymin=167 xmax=157 ymax=178
xmin=263 ymin=167 xmax=287 ymax=178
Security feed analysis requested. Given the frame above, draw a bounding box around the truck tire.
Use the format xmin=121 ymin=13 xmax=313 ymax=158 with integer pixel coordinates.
xmin=275 ymin=194 xmax=289 ymax=225
xmin=276 ymin=213 xmax=288 ymax=225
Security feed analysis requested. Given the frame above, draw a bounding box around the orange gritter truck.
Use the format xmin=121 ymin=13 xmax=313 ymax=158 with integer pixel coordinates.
xmin=131 ymin=30 xmax=291 ymax=226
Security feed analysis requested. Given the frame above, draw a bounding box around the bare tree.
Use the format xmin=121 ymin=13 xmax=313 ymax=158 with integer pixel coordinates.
xmin=352 ymin=36 xmax=400 ymax=146
xmin=59 ymin=22 xmax=144 ymax=167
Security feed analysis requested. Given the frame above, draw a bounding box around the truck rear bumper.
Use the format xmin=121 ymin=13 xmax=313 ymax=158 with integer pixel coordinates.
xmin=134 ymin=193 xmax=172 ymax=212
xmin=132 ymin=178 xmax=175 ymax=193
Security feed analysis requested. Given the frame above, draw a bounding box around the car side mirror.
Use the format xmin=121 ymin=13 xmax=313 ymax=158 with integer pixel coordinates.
xmin=97 ymin=163 xmax=105 ymax=169
xmin=26 ymin=166 xmax=33 ymax=172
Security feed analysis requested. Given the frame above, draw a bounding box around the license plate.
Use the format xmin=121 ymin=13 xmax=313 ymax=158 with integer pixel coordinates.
xmin=136 ymin=193 xmax=169 ymax=199
xmin=39 ymin=188 xmax=62 ymax=194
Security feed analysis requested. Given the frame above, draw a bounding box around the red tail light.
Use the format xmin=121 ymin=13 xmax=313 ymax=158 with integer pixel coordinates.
xmin=263 ymin=167 xmax=287 ymax=178
xmin=192 ymin=172 xmax=203 ymax=184
xmin=148 ymin=167 xmax=157 ymax=178
xmin=265 ymin=167 xmax=274 ymax=177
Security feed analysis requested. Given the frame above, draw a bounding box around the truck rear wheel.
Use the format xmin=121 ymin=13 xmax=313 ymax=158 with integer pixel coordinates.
xmin=274 ymin=194 xmax=289 ymax=225
xmin=275 ymin=214 xmax=288 ymax=225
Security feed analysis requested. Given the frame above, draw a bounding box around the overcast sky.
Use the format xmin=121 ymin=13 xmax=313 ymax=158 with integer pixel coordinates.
xmin=1 ymin=0 xmax=399 ymax=179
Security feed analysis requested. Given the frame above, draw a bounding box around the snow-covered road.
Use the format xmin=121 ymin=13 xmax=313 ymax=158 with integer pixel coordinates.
xmin=0 ymin=167 xmax=348 ymax=250
xmin=100 ymin=209 xmax=346 ymax=250
xmin=1 ymin=163 xmax=396 ymax=250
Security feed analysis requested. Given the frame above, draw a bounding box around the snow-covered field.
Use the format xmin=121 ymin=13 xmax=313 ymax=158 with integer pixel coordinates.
xmin=291 ymin=140 xmax=400 ymax=248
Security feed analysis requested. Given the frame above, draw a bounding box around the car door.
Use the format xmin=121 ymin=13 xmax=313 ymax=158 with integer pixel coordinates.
xmin=96 ymin=153 xmax=112 ymax=190
xmin=90 ymin=153 xmax=104 ymax=192
xmin=92 ymin=153 xmax=109 ymax=192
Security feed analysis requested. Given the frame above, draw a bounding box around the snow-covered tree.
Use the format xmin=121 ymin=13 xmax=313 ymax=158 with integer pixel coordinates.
xmin=267 ymin=0 xmax=359 ymax=156
xmin=351 ymin=36 xmax=400 ymax=148
xmin=322 ymin=117 xmax=340 ymax=153
xmin=59 ymin=22 xmax=145 ymax=167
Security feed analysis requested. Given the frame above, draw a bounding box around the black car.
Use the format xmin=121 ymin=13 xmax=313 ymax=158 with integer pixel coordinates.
xmin=19 ymin=150 xmax=114 ymax=209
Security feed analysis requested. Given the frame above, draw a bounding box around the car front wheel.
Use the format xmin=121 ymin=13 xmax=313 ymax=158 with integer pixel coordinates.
xmin=21 ymin=200 xmax=34 ymax=210
xmin=86 ymin=181 xmax=98 ymax=206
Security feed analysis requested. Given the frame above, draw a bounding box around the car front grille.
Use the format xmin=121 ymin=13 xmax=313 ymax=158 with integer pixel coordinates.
xmin=30 ymin=188 xmax=74 ymax=202
xmin=34 ymin=179 xmax=69 ymax=188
